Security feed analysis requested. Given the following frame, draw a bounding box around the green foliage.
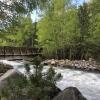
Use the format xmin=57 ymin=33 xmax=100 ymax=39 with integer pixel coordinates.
xmin=0 ymin=0 xmax=51 ymax=31
xmin=0 ymin=56 xmax=61 ymax=100
xmin=37 ymin=0 xmax=80 ymax=58
xmin=37 ymin=0 xmax=100 ymax=60
xmin=78 ymin=3 xmax=90 ymax=42
xmin=0 ymin=16 xmax=38 ymax=47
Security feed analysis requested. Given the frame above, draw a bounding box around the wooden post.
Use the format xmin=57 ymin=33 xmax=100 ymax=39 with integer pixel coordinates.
xmin=4 ymin=46 xmax=5 ymax=59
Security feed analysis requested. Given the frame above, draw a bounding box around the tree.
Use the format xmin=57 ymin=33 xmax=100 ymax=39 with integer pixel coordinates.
xmin=78 ymin=3 xmax=90 ymax=42
xmin=89 ymin=0 xmax=100 ymax=45
xmin=0 ymin=16 xmax=38 ymax=47
xmin=37 ymin=0 xmax=79 ymax=59
xmin=77 ymin=3 xmax=90 ymax=59
xmin=0 ymin=0 xmax=51 ymax=32
xmin=86 ymin=0 xmax=100 ymax=60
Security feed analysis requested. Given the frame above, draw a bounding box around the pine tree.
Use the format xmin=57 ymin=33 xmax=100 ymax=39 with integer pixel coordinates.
xmin=77 ymin=3 xmax=90 ymax=59
xmin=78 ymin=3 xmax=90 ymax=42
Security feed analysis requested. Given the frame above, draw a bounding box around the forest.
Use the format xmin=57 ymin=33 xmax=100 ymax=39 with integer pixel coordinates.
xmin=0 ymin=0 xmax=100 ymax=60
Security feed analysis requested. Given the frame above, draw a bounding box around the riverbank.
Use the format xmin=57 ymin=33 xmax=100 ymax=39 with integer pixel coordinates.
xmin=41 ymin=59 xmax=100 ymax=73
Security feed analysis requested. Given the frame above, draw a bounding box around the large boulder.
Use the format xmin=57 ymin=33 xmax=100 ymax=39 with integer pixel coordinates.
xmin=0 ymin=69 xmax=22 ymax=90
xmin=0 ymin=69 xmax=27 ymax=100
xmin=53 ymin=87 xmax=87 ymax=100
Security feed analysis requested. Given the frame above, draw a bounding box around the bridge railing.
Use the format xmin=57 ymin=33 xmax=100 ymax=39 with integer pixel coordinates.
xmin=0 ymin=46 xmax=42 ymax=57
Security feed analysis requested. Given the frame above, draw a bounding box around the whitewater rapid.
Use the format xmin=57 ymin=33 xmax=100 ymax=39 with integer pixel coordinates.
xmin=0 ymin=60 xmax=100 ymax=100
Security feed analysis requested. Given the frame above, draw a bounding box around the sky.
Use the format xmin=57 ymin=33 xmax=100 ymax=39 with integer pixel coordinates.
xmin=31 ymin=0 xmax=90 ymax=22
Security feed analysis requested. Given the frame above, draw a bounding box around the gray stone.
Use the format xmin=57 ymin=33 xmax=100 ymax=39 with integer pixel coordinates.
xmin=0 ymin=69 xmax=22 ymax=90
xmin=53 ymin=87 xmax=87 ymax=100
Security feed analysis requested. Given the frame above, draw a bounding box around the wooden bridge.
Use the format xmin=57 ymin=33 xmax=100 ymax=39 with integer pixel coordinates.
xmin=0 ymin=46 xmax=42 ymax=60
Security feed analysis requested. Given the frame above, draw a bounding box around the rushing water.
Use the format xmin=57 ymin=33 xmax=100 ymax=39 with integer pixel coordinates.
xmin=0 ymin=60 xmax=100 ymax=100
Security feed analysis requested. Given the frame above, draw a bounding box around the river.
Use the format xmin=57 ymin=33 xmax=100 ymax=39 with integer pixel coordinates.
xmin=0 ymin=60 xmax=100 ymax=100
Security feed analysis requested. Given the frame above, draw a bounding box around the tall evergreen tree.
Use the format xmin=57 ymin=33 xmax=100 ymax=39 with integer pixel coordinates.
xmin=78 ymin=3 xmax=90 ymax=42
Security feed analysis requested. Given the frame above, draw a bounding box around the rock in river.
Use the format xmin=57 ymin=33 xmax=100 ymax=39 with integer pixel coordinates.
xmin=53 ymin=87 xmax=87 ymax=100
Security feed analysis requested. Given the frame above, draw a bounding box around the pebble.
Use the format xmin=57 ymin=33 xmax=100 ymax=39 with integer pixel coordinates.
xmin=41 ymin=59 xmax=100 ymax=71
